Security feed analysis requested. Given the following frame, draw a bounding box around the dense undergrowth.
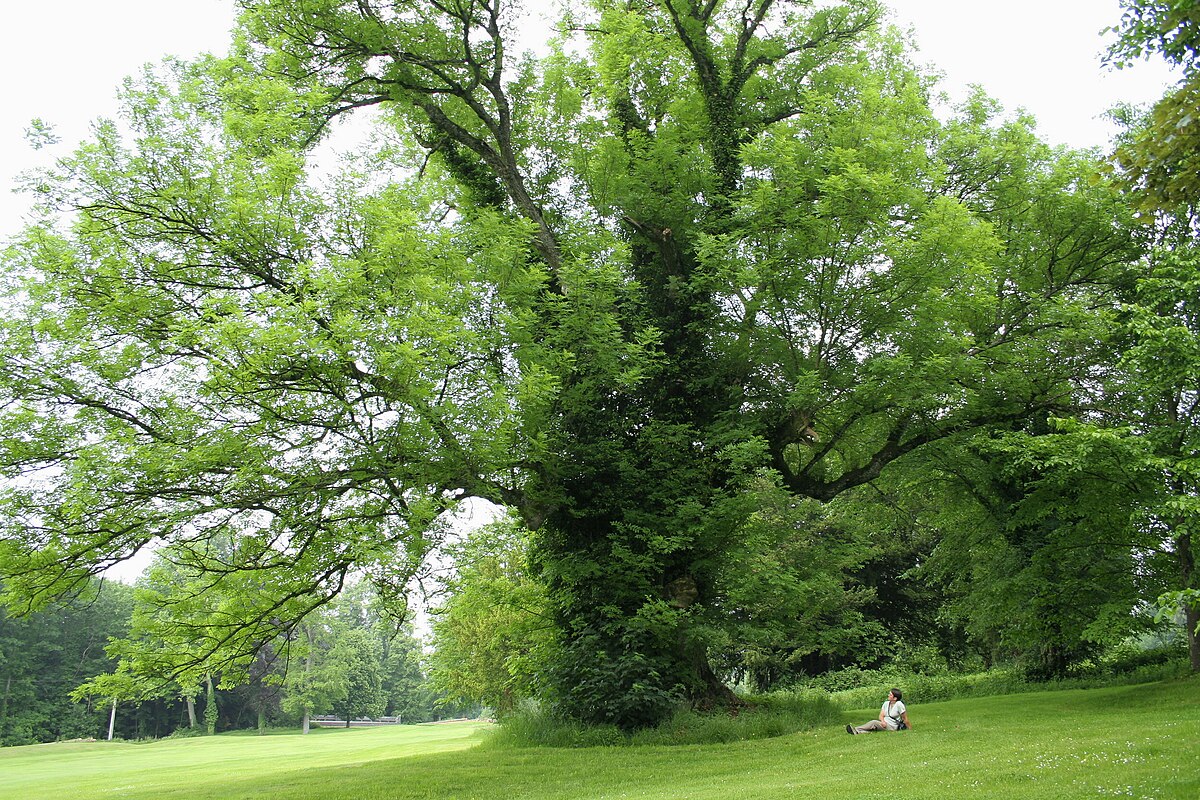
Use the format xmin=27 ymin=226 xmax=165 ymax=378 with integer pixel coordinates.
xmin=819 ymin=643 xmax=1192 ymax=711
xmin=484 ymin=689 xmax=841 ymax=749
xmin=488 ymin=649 xmax=1192 ymax=749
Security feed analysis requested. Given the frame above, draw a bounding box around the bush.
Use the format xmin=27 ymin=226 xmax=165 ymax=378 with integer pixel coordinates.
xmin=829 ymin=670 xmax=1029 ymax=711
xmin=825 ymin=657 xmax=1192 ymax=712
xmin=484 ymin=709 xmax=626 ymax=749
xmin=1098 ymin=638 xmax=1188 ymax=675
xmin=164 ymin=726 xmax=207 ymax=740
xmin=485 ymin=690 xmax=839 ymax=749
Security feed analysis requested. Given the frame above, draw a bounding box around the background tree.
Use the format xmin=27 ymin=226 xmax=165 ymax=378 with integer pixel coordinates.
xmin=327 ymin=627 xmax=385 ymax=726
xmin=0 ymin=581 xmax=132 ymax=745
xmin=0 ymin=54 xmax=480 ymax=643
xmin=280 ymin=620 xmax=342 ymax=733
xmin=378 ymin=621 xmax=436 ymax=723
xmin=706 ymin=475 xmax=884 ymax=690
xmin=1105 ymin=0 xmax=1200 ymax=669
xmin=1106 ymin=0 xmax=1199 ymax=211
xmin=1106 ymin=245 xmax=1200 ymax=669
xmin=70 ymin=663 xmax=155 ymax=741
xmin=204 ymin=674 xmax=218 ymax=735
xmin=428 ymin=517 xmax=554 ymax=716
xmin=923 ymin=430 xmax=1157 ymax=678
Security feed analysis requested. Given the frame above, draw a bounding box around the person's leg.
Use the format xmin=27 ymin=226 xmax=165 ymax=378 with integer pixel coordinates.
xmin=851 ymin=719 xmax=888 ymax=734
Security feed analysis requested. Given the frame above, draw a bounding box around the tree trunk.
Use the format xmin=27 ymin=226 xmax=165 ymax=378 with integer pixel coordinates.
xmin=1 ymin=675 xmax=10 ymax=732
xmin=186 ymin=696 xmax=197 ymax=728
xmin=697 ymin=652 xmax=739 ymax=709
xmin=1180 ymin=532 xmax=1200 ymax=672
xmin=107 ymin=699 xmax=117 ymax=741
xmin=204 ymin=673 xmax=218 ymax=735
xmin=302 ymin=623 xmax=315 ymax=734
xmin=1187 ymin=605 xmax=1200 ymax=673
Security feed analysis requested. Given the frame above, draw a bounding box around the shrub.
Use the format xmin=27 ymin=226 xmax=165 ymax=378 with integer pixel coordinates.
xmin=486 ymin=690 xmax=839 ymax=748
xmin=164 ymin=726 xmax=207 ymax=740
xmin=826 ymin=658 xmax=1191 ymax=712
xmin=484 ymin=709 xmax=625 ymax=749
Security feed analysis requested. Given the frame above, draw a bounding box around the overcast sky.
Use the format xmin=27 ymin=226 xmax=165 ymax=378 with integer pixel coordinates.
xmin=0 ymin=0 xmax=1178 ymax=241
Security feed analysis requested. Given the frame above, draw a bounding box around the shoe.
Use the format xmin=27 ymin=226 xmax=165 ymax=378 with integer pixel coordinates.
xmin=846 ymin=725 xmax=854 ymax=735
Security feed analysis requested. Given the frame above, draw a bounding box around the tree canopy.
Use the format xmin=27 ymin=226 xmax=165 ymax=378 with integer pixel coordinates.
xmin=1106 ymin=0 xmax=1199 ymax=211
xmin=0 ymin=0 xmax=1182 ymax=729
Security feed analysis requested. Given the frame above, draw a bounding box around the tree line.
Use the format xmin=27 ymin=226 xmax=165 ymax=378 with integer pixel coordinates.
xmin=1 ymin=571 xmax=475 ymax=746
xmin=0 ymin=0 xmax=1197 ymax=732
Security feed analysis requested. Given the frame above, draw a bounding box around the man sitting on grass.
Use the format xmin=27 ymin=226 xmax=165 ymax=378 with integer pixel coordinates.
xmin=847 ymin=688 xmax=910 ymax=734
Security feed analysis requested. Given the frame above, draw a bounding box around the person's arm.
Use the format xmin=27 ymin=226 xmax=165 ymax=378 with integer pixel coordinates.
xmin=901 ymin=710 xmax=911 ymax=730
xmin=878 ymin=705 xmax=887 ymax=724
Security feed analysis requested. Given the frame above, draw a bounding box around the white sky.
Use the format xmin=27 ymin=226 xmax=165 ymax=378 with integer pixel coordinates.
xmin=0 ymin=1 xmax=1178 ymax=241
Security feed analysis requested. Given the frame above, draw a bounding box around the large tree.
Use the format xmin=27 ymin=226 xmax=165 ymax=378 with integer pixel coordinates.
xmin=0 ymin=0 xmax=1139 ymax=727
xmin=1105 ymin=0 xmax=1200 ymax=668
xmin=1105 ymin=244 xmax=1200 ymax=670
xmin=1106 ymin=0 xmax=1199 ymax=211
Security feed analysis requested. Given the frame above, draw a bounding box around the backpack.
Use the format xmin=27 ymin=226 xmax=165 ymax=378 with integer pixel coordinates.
xmin=888 ymin=701 xmax=907 ymax=730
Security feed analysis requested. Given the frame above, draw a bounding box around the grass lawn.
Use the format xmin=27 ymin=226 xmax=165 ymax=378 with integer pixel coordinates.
xmin=0 ymin=720 xmax=488 ymax=799
xmin=2 ymin=677 xmax=1197 ymax=799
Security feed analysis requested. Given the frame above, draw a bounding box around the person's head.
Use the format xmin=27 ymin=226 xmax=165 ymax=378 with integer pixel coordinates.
xmin=888 ymin=688 xmax=903 ymax=701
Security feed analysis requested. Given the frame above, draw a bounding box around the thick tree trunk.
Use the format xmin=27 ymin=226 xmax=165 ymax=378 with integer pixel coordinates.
xmin=690 ymin=642 xmax=740 ymax=711
xmin=186 ymin=696 xmax=197 ymax=728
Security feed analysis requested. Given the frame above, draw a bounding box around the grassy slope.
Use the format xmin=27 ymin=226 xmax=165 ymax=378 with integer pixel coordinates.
xmin=3 ymin=677 xmax=1197 ymax=800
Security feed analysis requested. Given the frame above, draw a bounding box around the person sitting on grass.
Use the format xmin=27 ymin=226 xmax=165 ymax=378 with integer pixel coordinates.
xmin=846 ymin=688 xmax=910 ymax=734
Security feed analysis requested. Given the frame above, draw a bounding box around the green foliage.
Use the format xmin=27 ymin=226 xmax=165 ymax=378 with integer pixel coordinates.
xmin=0 ymin=55 xmax=510 ymax=635
xmin=328 ymin=628 xmax=386 ymax=723
xmin=827 ymin=658 xmax=1192 ymax=713
xmin=379 ymin=623 xmax=438 ymax=723
xmin=0 ymin=0 xmax=1158 ymax=732
xmin=428 ymin=517 xmax=554 ymax=716
xmin=1113 ymin=245 xmax=1200 ymax=668
xmin=0 ymin=580 xmax=132 ymax=746
xmin=1105 ymin=1 xmax=1200 ymax=210
xmin=484 ymin=689 xmax=839 ymax=749
xmin=1106 ymin=1 xmax=1200 ymax=72
xmin=278 ymin=583 xmax=441 ymax=729
xmin=707 ymin=476 xmax=885 ymax=689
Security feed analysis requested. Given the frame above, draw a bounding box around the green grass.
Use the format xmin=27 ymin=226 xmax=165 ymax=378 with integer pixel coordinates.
xmin=3 ymin=678 xmax=1197 ymax=799
xmin=0 ymin=720 xmax=488 ymax=799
